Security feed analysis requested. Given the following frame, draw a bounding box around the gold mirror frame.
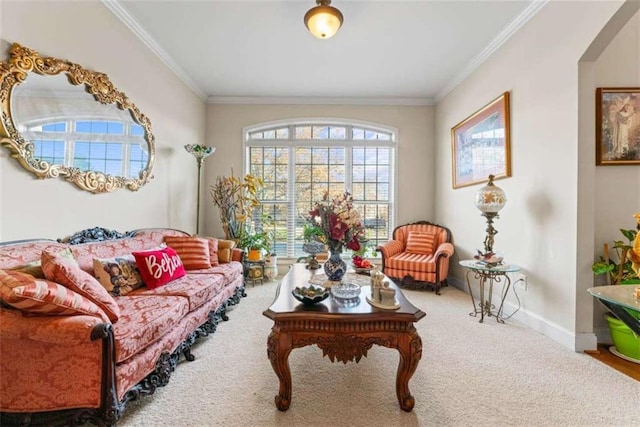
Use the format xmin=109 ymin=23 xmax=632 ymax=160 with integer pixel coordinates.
xmin=0 ymin=43 xmax=155 ymax=193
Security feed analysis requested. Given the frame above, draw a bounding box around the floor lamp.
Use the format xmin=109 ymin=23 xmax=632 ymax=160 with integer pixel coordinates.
xmin=184 ymin=144 xmax=215 ymax=234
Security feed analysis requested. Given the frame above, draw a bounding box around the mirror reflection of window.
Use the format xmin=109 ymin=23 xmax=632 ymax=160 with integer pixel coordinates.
xmin=12 ymin=73 xmax=150 ymax=180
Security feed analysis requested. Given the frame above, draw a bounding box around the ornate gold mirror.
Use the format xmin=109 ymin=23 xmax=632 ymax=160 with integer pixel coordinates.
xmin=0 ymin=43 xmax=154 ymax=193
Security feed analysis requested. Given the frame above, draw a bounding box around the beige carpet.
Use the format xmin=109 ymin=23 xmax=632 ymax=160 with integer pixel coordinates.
xmin=119 ymin=281 xmax=639 ymax=427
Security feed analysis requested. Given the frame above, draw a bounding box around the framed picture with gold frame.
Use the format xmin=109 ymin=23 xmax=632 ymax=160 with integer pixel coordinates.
xmin=451 ymin=92 xmax=511 ymax=188
xmin=595 ymin=87 xmax=640 ymax=165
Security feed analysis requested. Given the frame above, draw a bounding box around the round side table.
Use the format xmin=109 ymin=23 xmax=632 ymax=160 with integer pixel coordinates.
xmin=459 ymin=260 xmax=520 ymax=323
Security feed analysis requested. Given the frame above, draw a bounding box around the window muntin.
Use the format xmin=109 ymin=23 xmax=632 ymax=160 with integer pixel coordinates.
xmin=246 ymin=122 xmax=395 ymax=258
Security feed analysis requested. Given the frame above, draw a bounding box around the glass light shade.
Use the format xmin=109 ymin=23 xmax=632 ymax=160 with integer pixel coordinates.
xmin=475 ymin=175 xmax=507 ymax=214
xmin=304 ymin=4 xmax=343 ymax=39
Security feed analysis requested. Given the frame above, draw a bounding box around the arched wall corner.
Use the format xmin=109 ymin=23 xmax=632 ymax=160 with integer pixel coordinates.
xmin=576 ymin=0 xmax=640 ymax=349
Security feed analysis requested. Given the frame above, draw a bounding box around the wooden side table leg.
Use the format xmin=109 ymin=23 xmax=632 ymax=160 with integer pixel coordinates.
xmin=267 ymin=328 xmax=293 ymax=411
xmin=395 ymin=330 xmax=422 ymax=412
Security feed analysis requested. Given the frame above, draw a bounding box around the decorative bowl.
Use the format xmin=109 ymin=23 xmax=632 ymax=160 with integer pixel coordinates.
xmin=292 ymin=285 xmax=330 ymax=306
xmin=331 ymin=282 xmax=362 ymax=300
xmin=352 ymin=265 xmax=373 ymax=275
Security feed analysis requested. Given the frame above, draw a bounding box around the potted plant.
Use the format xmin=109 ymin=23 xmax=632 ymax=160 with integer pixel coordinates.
xmin=592 ymin=214 xmax=640 ymax=361
xmin=210 ymin=168 xmax=264 ymax=241
xmin=237 ymin=229 xmax=271 ymax=262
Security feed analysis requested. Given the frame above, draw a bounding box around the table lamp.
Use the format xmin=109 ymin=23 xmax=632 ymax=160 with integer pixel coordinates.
xmin=474 ymin=174 xmax=507 ymax=256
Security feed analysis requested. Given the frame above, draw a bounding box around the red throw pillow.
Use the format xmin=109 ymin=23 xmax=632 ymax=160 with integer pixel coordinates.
xmin=132 ymin=247 xmax=186 ymax=289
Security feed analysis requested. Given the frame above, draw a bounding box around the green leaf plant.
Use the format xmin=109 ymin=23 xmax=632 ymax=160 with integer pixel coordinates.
xmin=592 ymin=225 xmax=640 ymax=285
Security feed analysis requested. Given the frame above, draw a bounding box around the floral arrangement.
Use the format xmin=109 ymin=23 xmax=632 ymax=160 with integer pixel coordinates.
xmin=306 ymin=191 xmax=365 ymax=252
xmin=210 ymin=168 xmax=263 ymax=241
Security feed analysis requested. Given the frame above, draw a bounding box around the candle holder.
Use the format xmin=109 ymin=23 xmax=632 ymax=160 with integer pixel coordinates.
xmin=184 ymin=144 xmax=215 ymax=234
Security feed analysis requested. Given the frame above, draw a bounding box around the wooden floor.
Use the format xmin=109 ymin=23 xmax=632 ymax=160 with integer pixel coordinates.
xmin=585 ymin=344 xmax=640 ymax=381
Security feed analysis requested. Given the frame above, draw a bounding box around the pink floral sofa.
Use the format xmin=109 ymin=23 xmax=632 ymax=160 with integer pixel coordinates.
xmin=0 ymin=227 xmax=245 ymax=426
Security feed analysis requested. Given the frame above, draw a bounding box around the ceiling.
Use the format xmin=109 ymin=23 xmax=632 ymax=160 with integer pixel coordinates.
xmin=110 ymin=0 xmax=542 ymax=104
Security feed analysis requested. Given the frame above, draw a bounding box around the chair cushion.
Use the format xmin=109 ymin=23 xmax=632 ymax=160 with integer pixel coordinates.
xmin=129 ymin=273 xmax=227 ymax=311
xmin=163 ymin=236 xmax=211 ymax=270
xmin=386 ymin=252 xmax=436 ymax=273
xmin=0 ymin=270 xmax=108 ymax=322
xmin=405 ymin=231 xmax=437 ymax=255
xmin=41 ymin=250 xmax=120 ymax=322
xmin=112 ymin=295 xmax=189 ymax=363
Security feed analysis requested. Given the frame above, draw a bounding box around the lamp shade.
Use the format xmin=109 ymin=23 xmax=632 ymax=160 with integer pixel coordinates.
xmin=475 ymin=174 xmax=507 ymax=214
xmin=304 ymin=1 xmax=343 ymax=39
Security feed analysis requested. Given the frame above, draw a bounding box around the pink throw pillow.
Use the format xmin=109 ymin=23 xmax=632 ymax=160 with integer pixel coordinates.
xmin=132 ymin=247 xmax=186 ymax=289
xmin=41 ymin=250 xmax=120 ymax=322
xmin=206 ymin=237 xmax=219 ymax=266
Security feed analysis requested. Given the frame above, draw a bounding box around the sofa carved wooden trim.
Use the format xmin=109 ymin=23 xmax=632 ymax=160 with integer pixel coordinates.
xmin=376 ymin=221 xmax=454 ymax=294
xmin=0 ymin=227 xmax=245 ymax=427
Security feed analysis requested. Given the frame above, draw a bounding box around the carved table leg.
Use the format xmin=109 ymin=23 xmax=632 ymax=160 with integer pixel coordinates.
xmin=395 ymin=329 xmax=422 ymax=412
xmin=267 ymin=328 xmax=293 ymax=411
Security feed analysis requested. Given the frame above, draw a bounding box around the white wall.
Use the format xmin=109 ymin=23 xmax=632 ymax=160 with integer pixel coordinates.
xmin=0 ymin=0 xmax=205 ymax=240
xmin=203 ymin=104 xmax=434 ymax=240
xmin=435 ymin=1 xmax=626 ymax=351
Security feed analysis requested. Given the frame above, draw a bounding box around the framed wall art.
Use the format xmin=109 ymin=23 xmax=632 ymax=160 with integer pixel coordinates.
xmin=451 ymin=91 xmax=511 ymax=189
xmin=596 ymin=87 xmax=640 ymax=165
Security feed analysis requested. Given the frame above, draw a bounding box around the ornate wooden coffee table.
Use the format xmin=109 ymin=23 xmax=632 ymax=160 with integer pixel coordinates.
xmin=263 ymin=264 xmax=425 ymax=412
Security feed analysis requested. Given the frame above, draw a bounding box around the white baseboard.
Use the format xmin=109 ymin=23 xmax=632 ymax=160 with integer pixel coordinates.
xmin=449 ymin=276 xmax=599 ymax=352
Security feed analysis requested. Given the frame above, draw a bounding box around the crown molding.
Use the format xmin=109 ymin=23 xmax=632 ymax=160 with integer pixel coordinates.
xmin=207 ymin=96 xmax=434 ymax=106
xmin=101 ymin=0 xmax=207 ymax=101
xmin=435 ymin=0 xmax=549 ymax=103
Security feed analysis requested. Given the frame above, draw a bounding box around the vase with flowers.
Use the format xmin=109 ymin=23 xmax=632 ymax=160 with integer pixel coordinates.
xmin=306 ymin=191 xmax=365 ymax=283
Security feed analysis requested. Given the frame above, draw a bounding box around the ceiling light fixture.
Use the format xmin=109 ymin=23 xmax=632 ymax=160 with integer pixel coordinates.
xmin=304 ymin=0 xmax=344 ymax=40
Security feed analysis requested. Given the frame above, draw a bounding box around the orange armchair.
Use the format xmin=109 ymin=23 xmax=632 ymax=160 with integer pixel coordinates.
xmin=376 ymin=221 xmax=454 ymax=294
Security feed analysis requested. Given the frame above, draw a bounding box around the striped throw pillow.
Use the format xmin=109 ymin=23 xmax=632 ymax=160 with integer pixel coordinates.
xmin=0 ymin=270 xmax=108 ymax=321
xmin=41 ymin=250 xmax=120 ymax=323
xmin=405 ymin=231 xmax=437 ymax=255
xmin=205 ymin=237 xmax=220 ymax=266
xmin=163 ymin=236 xmax=211 ymax=270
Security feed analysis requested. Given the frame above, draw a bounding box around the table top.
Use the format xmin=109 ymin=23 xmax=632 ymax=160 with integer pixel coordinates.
xmin=459 ymin=259 xmax=520 ymax=273
xmin=587 ymin=284 xmax=640 ymax=313
xmin=263 ymin=264 xmax=425 ymax=323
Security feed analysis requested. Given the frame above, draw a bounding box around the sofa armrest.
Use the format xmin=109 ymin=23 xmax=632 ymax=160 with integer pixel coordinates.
xmin=376 ymin=240 xmax=404 ymax=259
xmin=0 ymin=308 xmax=105 ymax=344
xmin=434 ymin=242 xmax=454 ymax=259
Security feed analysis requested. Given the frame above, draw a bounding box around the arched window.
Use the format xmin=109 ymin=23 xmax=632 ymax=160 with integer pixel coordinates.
xmin=245 ymin=120 xmax=397 ymax=258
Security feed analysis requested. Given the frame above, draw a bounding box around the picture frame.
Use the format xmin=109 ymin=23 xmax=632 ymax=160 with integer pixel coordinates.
xmin=451 ymin=91 xmax=511 ymax=189
xmin=595 ymin=87 xmax=640 ymax=165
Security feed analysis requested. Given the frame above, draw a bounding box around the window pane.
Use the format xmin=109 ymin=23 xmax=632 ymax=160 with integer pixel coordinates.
xmin=329 ymin=127 xmax=346 ymax=139
xmin=263 ymin=130 xmax=276 ymax=139
xmin=275 ymin=128 xmax=289 ymax=139
xmin=353 ymin=128 xmax=365 ymax=139
xmin=131 ymin=124 xmax=145 ymax=136
xmin=312 ymin=126 xmax=329 ymax=139
xmin=295 ymin=126 xmax=311 ymax=139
